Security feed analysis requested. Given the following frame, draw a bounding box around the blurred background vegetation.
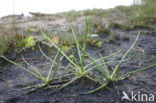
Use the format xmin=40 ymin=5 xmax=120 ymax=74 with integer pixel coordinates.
xmin=0 ymin=0 xmax=155 ymax=55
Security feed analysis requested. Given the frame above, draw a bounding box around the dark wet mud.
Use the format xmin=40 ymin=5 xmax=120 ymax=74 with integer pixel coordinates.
xmin=0 ymin=28 xmax=156 ymax=103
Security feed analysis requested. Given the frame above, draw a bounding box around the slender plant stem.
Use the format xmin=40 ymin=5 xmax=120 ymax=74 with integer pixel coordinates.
xmin=84 ymin=50 xmax=121 ymax=69
xmin=2 ymin=56 xmax=42 ymax=80
xmin=84 ymin=82 xmax=109 ymax=94
xmin=111 ymin=32 xmax=140 ymax=78
xmin=81 ymin=19 xmax=89 ymax=72
xmin=42 ymin=31 xmax=79 ymax=69
xmin=115 ymin=64 xmax=156 ymax=81
xmin=47 ymin=50 xmax=59 ymax=81
xmin=71 ymin=24 xmax=82 ymax=64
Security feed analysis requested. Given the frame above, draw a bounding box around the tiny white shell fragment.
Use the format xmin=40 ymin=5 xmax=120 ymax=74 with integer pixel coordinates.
xmin=90 ymin=34 xmax=99 ymax=38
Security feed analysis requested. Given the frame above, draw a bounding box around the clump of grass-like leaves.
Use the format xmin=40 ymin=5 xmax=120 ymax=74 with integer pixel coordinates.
xmin=85 ymin=32 xmax=156 ymax=94
xmin=42 ymin=19 xmax=120 ymax=89
xmin=42 ymin=19 xmax=156 ymax=94
xmin=1 ymin=49 xmax=61 ymax=88
xmin=1 ymin=19 xmax=155 ymax=95
xmin=42 ymin=19 xmax=137 ymax=90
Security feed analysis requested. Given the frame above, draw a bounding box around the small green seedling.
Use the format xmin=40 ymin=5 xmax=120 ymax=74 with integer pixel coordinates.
xmin=25 ymin=36 xmax=36 ymax=48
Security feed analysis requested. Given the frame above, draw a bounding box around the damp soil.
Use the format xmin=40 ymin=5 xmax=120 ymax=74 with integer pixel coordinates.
xmin=0 ymin=27 xmax=156 ymax=103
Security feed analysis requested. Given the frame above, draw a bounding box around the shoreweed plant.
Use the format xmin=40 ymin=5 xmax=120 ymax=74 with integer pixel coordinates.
xmin=42 ymin=19 xmax=154 ymax=93
xmin=1 ymin=50 xmax=61 ymax=87
xmin=1 ymin=19 xmax=155 ymax=94
xmin=42 ymin=19 xmax=122 ymax=89
xmin=85 ymin=32 xmax=156 ymax=94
